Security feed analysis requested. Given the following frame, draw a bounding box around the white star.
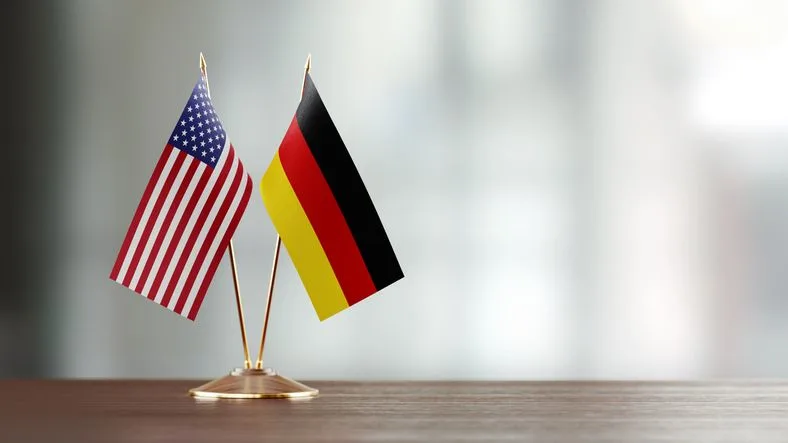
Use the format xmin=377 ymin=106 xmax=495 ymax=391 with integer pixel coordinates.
xmin=202 ymin=151 xmax=207 ymax=156
xmin=213 ymin=126 xmax=217 ymax=131
xmin=181 ymin=130 xmax=186 ymax=136
xmin=211 ymin=156 xmax=216 ymax=162
xmin=191 ymin=145 xmax=197 ymax=151
xmin=190 ymin=125 xmax=195 ymax=131
xmin=173 ymin=135 xmax=179 ymax=141
xmin=198 ymin=122 xmax=203 ymax=128
xmin=182 ymin=140 xmax=188 ymax=146
xmin=216 ymin=143 xmax=222 ymax=150
xmin=187 ymin=106 xmax=192 ymax=112
xmin=180 ymin=120 xmax=186 ymax=126
xmin=199 ymin=131 xmax=204 ymax=137
xmin=208 ymin=137 xmax=213 ymax=143
xmin=207 ymin=128 xmax=212 ymax=134
xmin=189 ymin=116 xmax=194 ymax=122
xmin=193 ymin=95 xmax=198 ymax=100
xmin=209 ymin=147 xmax=214 ymax=152
xmin=191 ymin=135 xmax=196 ymax=141
xmin=200 ymin=141 xmax=206 ymax=147
xmin=196 ymin=112 xmax=202 ymax=118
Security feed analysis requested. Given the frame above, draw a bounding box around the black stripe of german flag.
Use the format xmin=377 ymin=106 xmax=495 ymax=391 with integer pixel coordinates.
xmin=260 ymin=73 xmax=403 ymax=320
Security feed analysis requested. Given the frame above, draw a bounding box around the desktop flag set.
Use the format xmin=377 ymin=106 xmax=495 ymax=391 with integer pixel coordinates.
xmin=109 ymin=71 xmax=253 ymax=321
xmin=110 ymin=54 xmax=402 ymax=398
xmin=259 ymin=73 xmax=403 ymax=320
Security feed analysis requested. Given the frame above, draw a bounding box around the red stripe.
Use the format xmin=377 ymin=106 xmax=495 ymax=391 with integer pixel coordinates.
xmin=121 ymin=149 xmax=187 ymax=288
xmin=110 ymin=147 xmax=171 ymax=280
xmin=279 ymin=117 xmax=376 ymax=305
xmin=162 ymin=148 xmax=236 ymax=310
xmin=133 ymin=157 xmax=200 ymax=295
xmin=174 ymin=150 xmax=243 ymax=315
xmin=187 ymin=174 xmax=253 ymax=320
xmin=148 ymin=163 xmax=212 ymax=305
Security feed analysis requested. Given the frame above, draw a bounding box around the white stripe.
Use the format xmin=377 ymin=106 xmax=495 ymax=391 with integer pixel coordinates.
xmin=114 ymin=149 xmax=180 ymax=284
xmin=180 ymin=165 xmax=249 ymax=316
xmin=153 ymin=140 xmax=232 ymax=306
xmin=140 ymin=159 xmax=207 ymax=297
xmin=128 ymin=155 xmax=191 ymax=292
xmin=168 ymin=148 xmax=240 ymax=313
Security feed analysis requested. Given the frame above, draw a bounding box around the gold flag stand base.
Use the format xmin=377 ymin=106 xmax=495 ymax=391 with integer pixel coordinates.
xmin=189 ymin=368 xmax=319 ymax=399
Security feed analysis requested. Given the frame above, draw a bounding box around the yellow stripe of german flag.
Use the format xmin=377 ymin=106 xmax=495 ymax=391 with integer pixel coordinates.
xmin=261 ymin=152 xmax=349 ymax=319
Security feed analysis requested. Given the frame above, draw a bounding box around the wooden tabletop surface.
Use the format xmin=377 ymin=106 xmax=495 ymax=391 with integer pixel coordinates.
xmin=3 ymin=380 xmax=788 ymax=442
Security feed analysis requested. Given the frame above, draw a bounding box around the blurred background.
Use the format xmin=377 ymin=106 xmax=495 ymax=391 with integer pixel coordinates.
xmin=5 ymin=0 xmax=788 ymax=379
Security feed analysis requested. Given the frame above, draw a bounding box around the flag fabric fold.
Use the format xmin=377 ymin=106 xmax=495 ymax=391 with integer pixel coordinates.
xmin=260 ymin=73 xmax=403 ymax=320
xmin=110 ymin=74 xmax=253 ymax=320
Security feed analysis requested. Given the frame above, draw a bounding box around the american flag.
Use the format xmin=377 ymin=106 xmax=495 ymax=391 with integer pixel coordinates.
xmin=110 ymin=75 xmax=253 ymax=320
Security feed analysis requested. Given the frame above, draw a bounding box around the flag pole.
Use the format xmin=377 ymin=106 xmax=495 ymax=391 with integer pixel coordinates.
xmin=200 ymin=52 xmax=252 ymax=369
xmin=189 ymin=53 xmax=317 ymax=399
xmin=254 ymin=53 xmax=311 ymax=370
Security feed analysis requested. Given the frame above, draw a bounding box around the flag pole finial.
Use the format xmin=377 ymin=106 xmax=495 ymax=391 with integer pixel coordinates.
xmin=199 ymin=52 xmax=207 ymax=74
xmin=199 ymin=52 xmax=252 ymax=370
xmin=254 ymin=53 xmax=313 ymax=370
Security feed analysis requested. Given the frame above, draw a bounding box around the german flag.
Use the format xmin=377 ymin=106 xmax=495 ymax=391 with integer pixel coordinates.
xmin=260 ymin=73 xmax=403 ymax=320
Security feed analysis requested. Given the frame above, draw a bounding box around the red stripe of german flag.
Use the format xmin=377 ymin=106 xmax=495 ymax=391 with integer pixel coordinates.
xmin=261 ymin=74 xmax=403 ymax=320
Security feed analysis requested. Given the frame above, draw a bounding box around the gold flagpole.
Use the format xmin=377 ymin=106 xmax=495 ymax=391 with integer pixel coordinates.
xmin=189 ymin=54 xmax=318 ymax=399
xmin=254 ymin=53 xmax=311 ymax=370
xmin=255 ymin=237 xmax=281 ymax=369
xmin=199 ymin=52 xmax=252 ymax=369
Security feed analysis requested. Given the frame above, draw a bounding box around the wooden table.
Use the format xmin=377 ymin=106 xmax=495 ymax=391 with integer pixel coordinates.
xmin=3 ymin=380 xmax=788 ymax=442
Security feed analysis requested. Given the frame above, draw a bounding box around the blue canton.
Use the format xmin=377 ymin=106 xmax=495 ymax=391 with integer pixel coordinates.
xmin=168 ymin=76 xmax=228 ymax=167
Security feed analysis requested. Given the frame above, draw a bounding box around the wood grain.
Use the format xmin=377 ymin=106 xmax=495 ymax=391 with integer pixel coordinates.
xmin=2 ymin=380 xmax=788 ymax=442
